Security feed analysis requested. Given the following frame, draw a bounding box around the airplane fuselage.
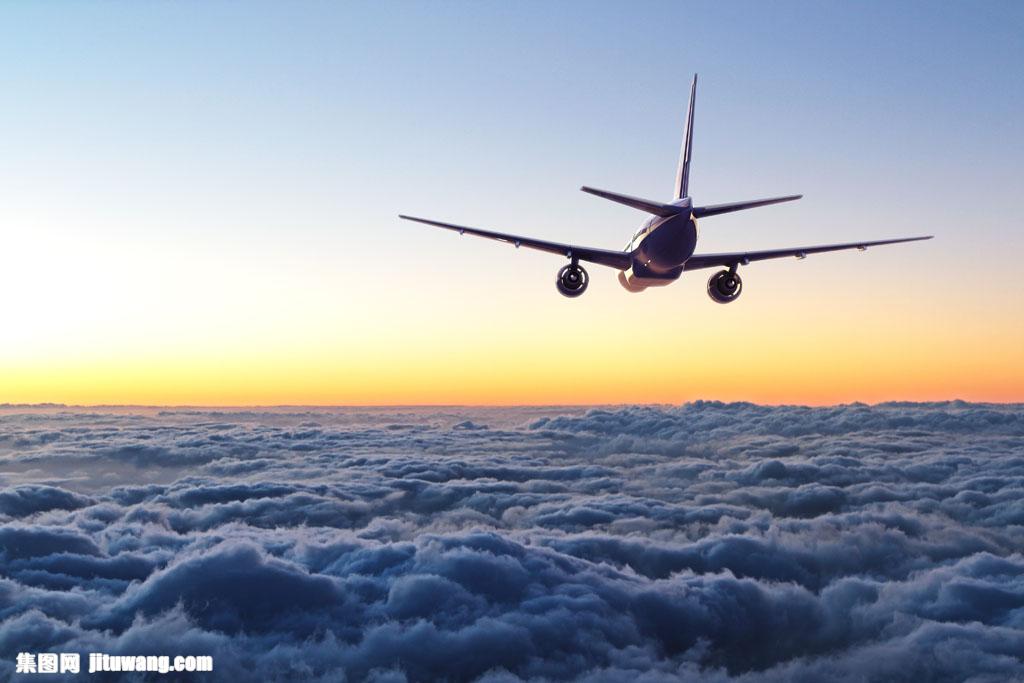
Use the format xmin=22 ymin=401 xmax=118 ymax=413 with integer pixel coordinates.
xmin=618 ymin=205 xmax=698 ymax=292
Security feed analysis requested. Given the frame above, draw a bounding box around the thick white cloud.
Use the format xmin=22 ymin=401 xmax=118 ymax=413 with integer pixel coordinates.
xmin=0 ymin=403 xmax=1021 ymax=681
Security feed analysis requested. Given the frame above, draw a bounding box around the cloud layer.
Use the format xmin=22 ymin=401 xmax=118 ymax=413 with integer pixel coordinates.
xmin=0 ymin=402 xmax=1022 ymax=681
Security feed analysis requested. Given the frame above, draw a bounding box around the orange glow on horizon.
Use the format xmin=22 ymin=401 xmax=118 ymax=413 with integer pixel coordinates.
xmin=3 ymin=311 xmax=1020 ymax=406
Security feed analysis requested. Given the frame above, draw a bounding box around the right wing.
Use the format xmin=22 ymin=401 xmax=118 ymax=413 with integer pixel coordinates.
xmin=399 ymin=215 xmax=633 ymax=270
xmin=683 ymin=235 xmax=933 ymax=271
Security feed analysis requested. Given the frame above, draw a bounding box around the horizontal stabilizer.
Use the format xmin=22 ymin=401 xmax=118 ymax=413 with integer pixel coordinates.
xmin=693 ymin=195 xmax=802 ymax=218
xmin=580 ymin=186 xmax=682 ymax=217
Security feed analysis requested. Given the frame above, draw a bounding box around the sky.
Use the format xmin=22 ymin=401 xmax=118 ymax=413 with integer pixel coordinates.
xmin=1 ymin=1 xmax=1022 ymax=406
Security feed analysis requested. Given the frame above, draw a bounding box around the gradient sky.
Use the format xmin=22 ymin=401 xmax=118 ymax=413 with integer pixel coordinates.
xmin=1 ymin=1 xmax=1022 ymax=406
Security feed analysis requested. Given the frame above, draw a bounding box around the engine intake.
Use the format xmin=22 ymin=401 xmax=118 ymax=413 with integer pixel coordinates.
xmin=557 ymin=264 xmax=589 ymax=297
xmin=707 ymin=269 xmax=742 ymax=303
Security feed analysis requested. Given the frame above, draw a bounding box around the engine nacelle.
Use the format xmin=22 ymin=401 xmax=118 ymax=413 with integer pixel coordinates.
xmin=707 ymin=270 xmax=742 ymax=303
xmin=557 ymin=264 xmax=589 ymax=297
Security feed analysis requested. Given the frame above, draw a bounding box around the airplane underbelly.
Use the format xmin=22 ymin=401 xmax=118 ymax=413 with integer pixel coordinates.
xmin=618 ymin=267 xmax=678 ymax=292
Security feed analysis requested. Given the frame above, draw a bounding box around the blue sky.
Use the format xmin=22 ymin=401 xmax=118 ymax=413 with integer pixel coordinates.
xmin=5 ymin=1 xmax=1019 ymax=246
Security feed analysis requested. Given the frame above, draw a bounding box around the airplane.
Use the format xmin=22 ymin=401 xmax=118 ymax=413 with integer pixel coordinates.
xmin=399 ymin=75 xmax=931 ymax=303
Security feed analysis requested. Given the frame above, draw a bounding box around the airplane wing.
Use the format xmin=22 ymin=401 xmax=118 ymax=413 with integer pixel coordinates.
xmin=399 ymin=215 xmax=633 ymax=270
xmin=683 ymin=235 xmax=933 ymax=271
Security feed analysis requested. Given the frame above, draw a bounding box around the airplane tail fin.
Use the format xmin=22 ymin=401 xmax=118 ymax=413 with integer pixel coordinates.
xmin=674 ymin=74 xmax=697 ymax=200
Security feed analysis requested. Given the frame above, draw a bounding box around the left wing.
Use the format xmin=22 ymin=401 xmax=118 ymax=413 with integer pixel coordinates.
xmin=399 ymin=215 xmax=633 ymax=270
xmin=683 ymin=235 xmax=932 ymax=271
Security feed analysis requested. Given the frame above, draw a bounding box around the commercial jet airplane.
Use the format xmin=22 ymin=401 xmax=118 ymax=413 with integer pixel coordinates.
xmin=399 ymin=75 xmax=931 ymax=302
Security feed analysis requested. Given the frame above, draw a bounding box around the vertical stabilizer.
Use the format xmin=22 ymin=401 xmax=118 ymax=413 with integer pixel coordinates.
xmin=674 ymin=74 xmax=697 ymax=200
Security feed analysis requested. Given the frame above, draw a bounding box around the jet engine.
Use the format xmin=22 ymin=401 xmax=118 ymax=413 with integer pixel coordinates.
xmin=707 ymin=269 xmax=742 ymax=303
xmin=556 ymin=264 xmax=589 ymax=297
